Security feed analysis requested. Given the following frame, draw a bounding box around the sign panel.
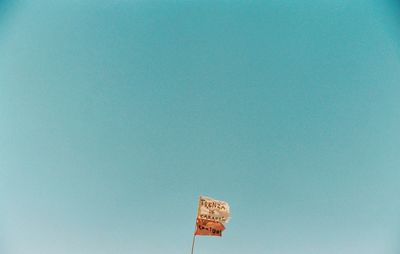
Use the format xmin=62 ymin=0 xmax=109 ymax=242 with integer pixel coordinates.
xmin=197 ymin=196 xmax=230 ymax=224
xmin=195 ymin=218 xmax=225 ymax=236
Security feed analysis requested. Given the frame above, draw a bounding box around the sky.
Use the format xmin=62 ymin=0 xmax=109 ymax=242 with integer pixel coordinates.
xmin=1 ymin=1 xmax=400 ymax=254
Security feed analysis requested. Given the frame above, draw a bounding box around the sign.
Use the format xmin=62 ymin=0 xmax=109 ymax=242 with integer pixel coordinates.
xmin=195 ymin=218 xmax=225 ymax=236
xmin=197 ymin=196 xmax=230 ymax=224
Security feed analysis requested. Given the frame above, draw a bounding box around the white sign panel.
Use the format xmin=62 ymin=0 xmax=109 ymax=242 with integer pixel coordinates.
xmin=197 ymin=196 xmax=230 ymax=224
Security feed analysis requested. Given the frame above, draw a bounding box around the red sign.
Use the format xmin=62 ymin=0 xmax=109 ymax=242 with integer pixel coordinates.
xmin=194 ymin=218 xmax=225 ymax=236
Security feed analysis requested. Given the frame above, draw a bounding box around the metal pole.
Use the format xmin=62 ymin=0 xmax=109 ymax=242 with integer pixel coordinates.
xmin=190 ymin=234 xmax=196 ymax=254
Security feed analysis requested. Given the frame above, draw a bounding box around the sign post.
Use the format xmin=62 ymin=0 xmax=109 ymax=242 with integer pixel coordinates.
xmin=190 ymin=196 xmax=231 ymax=254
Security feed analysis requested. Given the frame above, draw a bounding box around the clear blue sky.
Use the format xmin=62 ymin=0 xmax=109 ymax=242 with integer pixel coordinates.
xmin=1 ymin=1 xmax=400 ymax=254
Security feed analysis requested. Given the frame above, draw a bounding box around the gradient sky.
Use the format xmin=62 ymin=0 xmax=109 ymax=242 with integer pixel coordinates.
xmin=1 ymin=1 xmax=400 ymax=254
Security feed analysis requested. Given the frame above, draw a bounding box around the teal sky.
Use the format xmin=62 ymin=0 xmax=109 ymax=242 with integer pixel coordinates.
xmin=1 ymin=1 xmax=400 ymax=253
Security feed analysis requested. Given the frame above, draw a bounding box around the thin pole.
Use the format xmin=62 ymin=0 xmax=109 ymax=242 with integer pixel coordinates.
xmin=190 ymin=234 xmax=196 ymax=254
